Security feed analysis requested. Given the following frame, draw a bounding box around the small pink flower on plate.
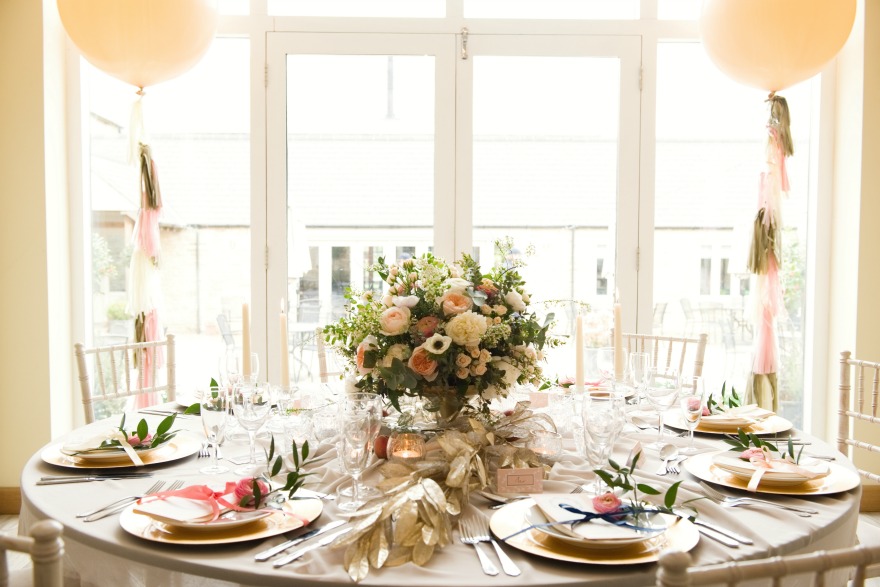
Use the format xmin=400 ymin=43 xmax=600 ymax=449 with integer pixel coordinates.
xmin=739 ymin=447 xmax=765 ymax=461
xmin=127 ymin=434 xmax=152 ymax=446
xmin=592 ymin=492 xmax=622 ymax=514
xmin=234 ymin=477 xmax=270 ymax=506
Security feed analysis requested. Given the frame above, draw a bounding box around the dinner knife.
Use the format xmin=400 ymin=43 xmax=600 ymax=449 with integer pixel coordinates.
xmin=697 ymin=525 xmax=740 ymax=548
xmin=41 ymin=474 xmax=152 ymax=481
xmin=273 ymin=527 xmax=353 ymax=568
xmin=37 ymin=476 xmax=151 ymax=485
xmin=255 ymin=520 xmax=345 ymax=561
xmin=673 ymin=510 xmax=753 ymax=545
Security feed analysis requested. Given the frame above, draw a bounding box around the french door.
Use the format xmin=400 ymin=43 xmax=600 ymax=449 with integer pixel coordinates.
xmin=266 ymin=31 xmax=642 ymax=384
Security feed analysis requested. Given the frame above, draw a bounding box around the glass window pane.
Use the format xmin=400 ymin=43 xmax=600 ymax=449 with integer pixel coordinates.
xmin=465 ymin=0 xmax=637 ymax=19
xmin=654 ymin=42 xmax=811 ymax=427
xmin=269 ymin=0 xmax=443 ymax=17
xmin=87 ymin=38 xmax=250 ymax=395
xmin=285 ymin=54 xmax=435 ymax=382
xmin=471 ymin=55 xmax=621 ymax=379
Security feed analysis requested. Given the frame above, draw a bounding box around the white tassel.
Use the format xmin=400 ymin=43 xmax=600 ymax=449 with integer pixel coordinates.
xmin=129 ymin=89 xmax=146 ymax=164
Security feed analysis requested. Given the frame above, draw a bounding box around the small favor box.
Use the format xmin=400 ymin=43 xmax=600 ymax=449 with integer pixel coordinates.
xmin=496 ymin=467 xmax=543 ymax=494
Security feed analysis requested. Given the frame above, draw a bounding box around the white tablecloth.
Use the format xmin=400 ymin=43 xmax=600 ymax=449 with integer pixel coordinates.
xmin=19 ymin=409 xmax=860 ymax=587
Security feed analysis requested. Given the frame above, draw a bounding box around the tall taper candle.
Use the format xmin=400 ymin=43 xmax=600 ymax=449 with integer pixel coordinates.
xmin=242 ymin=303 xmax=251 ymax=378
xmin=280 ymin=300 xmax=290 ymax=388
xmin=613 ymin=295 xmax=624 ymax=381
xmin=575 ymin=314 xmax=585 ymax=393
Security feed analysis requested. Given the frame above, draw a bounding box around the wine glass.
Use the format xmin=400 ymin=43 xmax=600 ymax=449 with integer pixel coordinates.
xmin=581 ymin=391 xmax=626 ymax=493
xmin=231 ymin=383 xmax=273 ymax=475
xmin=628 ymin=352 xmax=651 ymax=399
xmin=679 ymin=376 xmax=707 ymax=455
xmin=200 ymin=389 xmax=229 ymax=474
xmin=336 ymin=410 xmax=373 ymax=512
xmin=595 ymin=347 xmax=616 ymax=382
xmin=644 ymin=367 xmax=681 ymax=450
xmin=248 ymin=352 xmax=260 ymax=384
xmin=337 ymin=393 xmax=383 ymax=499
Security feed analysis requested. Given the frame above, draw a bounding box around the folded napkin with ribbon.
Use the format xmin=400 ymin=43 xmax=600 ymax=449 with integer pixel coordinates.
xmin=531 ymin=493 xmax=660 ymax=541
xmin=700 ymin=404 xmax=774 ymax=430
xmin=62 ymin=430 xmax=146 ymax=466
xmin=712 ymin=450 xmax=830 ymax=492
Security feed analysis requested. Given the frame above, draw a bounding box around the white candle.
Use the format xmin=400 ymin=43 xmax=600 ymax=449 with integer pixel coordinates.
xmin=613 ymin=295 xmax=624 ymax=381
xmin=280 ymin=300 xmax=290 ymax=388
xmin=575 ymin=314 xmax=584 ymax=393
xmin=392 ymin=449 xmax=421 ymax=460
xmin=242 ymin=302 xmax=251 ymax=378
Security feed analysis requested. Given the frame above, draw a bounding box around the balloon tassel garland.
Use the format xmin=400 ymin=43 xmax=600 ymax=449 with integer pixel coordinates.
xmin=746 ymin=93 xmax=791 ymax=412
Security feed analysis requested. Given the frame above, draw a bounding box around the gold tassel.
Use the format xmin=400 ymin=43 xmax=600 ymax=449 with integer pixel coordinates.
xmin=766 ymin=93 xmax=794 ymax=157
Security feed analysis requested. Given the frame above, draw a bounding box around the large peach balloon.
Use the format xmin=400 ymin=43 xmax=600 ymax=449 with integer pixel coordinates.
xmin=57 ymin=0 xmax=218 ymax=89
xmin=700 ymin=0 xmax=855 ymax=92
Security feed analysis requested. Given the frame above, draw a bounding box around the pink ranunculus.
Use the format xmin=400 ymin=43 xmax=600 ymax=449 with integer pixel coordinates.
xmin=408 ymin=346 xmax=439 ymax=381
xmin=558 ymin=377 xmax=575 ymax=388
xmin=701 ymin=406 xmax=710 ymax=416
xmin=739 ymin=448 xmax=766 ymax=461
xmin=379 ymin=305 xmax=411 ymax=336
xmin=414 ymin=316 xmax=440 ymax=338
xmin=592 ymin=492 xmax=622 ymax=514
xmin=127 ymin=434 xmax=152 ymax=446
xmin=686 ymin=397 xmax=702 ymax=412
xmin=439 ymin=290 xmax=473 ymax=316
xmin=234 ymin=477 xmax=270 ymax=506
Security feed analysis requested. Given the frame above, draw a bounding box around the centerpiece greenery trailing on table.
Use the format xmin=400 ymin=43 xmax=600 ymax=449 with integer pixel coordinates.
xmin=323 ymin=238 xmax=562 ymax=421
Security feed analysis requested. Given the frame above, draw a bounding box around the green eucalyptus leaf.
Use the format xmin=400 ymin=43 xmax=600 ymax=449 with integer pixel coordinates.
xmin=637 ymin=483 xmax=661 ymax=495
xmin=302 ymin=440 xmax=310 ymax=461
xmin=184 ymin=402 xmax=201 ymax=415
xmin=664 ymin=481 xmax=682 ymax=509
xmin=272 ymin=455 xmax=283 ymax=477
xmin=156 ymin=414 xmax=175 ymax=436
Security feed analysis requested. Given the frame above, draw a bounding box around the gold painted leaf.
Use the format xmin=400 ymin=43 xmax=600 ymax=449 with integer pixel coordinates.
xmin=422 ymin=478 xmax=447 ymax=509
xmin=384 ymin=546 xmax=412 ymax=567
xmin=446 ymin=454 xmax=470 ymax=487
xmin=421 ymin=522 xmax=438 ymax=546
xmin=380 ymin=462 xmax=416 ymax=479
xmin=406 ymin=483 xmax=425 ymax=501
xmin=393 ymin=501 xmax=420 ymax=544
xmin=412 ymin=539 xmax=435 ymax=566
xmin=368 ymin=523 xmax=390 ymax=568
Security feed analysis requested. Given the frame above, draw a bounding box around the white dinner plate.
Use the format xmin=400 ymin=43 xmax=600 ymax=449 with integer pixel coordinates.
xmin=60 ymin=442 xmax=169 ymax=462
xmin=665 ymin=412 xmax=793 ymax=436
xmin=120 ymin=497 xmax=323 ymax=545
xmin=41 ymin=432 xmax=202 ymax=469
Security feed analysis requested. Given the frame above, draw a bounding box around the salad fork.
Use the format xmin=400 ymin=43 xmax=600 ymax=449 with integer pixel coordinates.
xmin=698 ymin=481 xmax=818 ymax=516
xmin=466 ymin=514 xmax=520 ymax=576
xmin=459 ymin=517 xmax=499 ymax=576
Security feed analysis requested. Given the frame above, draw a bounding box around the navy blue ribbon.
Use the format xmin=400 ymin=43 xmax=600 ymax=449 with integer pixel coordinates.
xmin=501 ymin=502 xmax=665 ymax=542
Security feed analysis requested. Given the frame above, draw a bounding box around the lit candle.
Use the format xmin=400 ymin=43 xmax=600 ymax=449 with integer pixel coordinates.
xmin=242 ymin=302 xmax=251 ymax=378
xmin=393 ymin=449 xmax=421 ymax=459
xmin=575 ymin=314 xmax=584 ymax=393
xmin=280 ymin=300 xmax=290 ymax=388
xmin=613 ymin=291 xmax=624 ymax=381
xmin=389 ymin=432 xmax=425 ymax=462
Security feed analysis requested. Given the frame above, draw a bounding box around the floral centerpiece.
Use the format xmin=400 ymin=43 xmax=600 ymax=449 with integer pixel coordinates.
xmin=324 ymin=240 xmax=560 ymax=422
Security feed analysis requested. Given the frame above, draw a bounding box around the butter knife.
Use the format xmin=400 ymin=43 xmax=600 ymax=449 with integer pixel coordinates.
xmin=255 ymin=519 xmax=345 ymax=561
xmin=273 ymin=527 xmax=352 ymax=568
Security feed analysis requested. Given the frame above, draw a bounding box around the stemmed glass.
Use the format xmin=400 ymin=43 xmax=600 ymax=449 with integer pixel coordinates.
xmin=199 ymin=389 xmax=229 ymax=474
xmin=247 ymin=352 xmax=260 ymax=384
xmin=337 ymin=393 xmax=383 ymax=499
xmin=337 ymin=410 xmax=373 ymax=512
xmin=679 ymin=376 xmax=707 ymax=455
xmin=644 ymin=367 xmax=681 ymax=450
xmin=231 ymin=383 xmax=272 ymax=475
xmin=581 ymin=391 xmax=626 ymax=493
xmin=628 ymin=352 xmax=651 ymax=399
xmin=595 ymin=347 xmax=616 ymax=382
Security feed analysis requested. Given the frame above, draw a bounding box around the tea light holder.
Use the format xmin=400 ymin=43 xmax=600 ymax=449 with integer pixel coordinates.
xmin=527 ymin=429 xmax=563 ymax=461
xmin=389 ymin=432 xmax=425 ymax=462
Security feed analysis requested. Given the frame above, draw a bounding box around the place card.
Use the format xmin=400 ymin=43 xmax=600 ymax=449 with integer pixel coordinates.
xmin=496 ymin=467 xmax=543 ymax=494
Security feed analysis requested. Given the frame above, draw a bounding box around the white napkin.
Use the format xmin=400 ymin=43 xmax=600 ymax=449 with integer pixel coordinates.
xmin=134 ymin=495 xmax=217 ymax=525
xmin=532 ymin=493 xmax=642 ymax=541
xmin=712 ymin=452 xmax=830 ymax=481
xmin=62 ymin=430 xmax=145 ymax=466
xmin=703 ymin=404 xmax=774 ymax=425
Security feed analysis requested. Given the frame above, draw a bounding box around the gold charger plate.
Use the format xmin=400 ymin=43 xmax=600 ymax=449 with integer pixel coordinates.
xmin=41 ymin=433 xmax=202 ymax=469
xmin=665 ymin=413 xmax=793 ymax=435
xmin=684 ymin=451 xmax=860 ymax=496
xmin=120 ymin=497 xmax=324 ymax=545
xmin=489 ymin=499 xmax=699 ymax=565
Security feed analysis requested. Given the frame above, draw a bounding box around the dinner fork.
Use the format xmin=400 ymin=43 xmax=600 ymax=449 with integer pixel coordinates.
xmin=198 ymin=442 xmax=211 ymax=458
xmin=698 ymin=481 xmax=819 ymax=516
xmin=82 ymin=480 xmax=184 ymax=522
xmin=458 ymin=517 xmax=499 ymax=575
xmin=666 ymin=456 xmax=686 ymax=475
xmin=77 ymin=480 xmax=166 ymax=519
xmin=466 ymin=515 xmax=520 ymax=576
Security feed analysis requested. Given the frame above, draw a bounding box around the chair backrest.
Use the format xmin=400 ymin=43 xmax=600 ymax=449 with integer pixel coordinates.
xmin=838 ymin=350 xmax=880 ymax=482
xmin=315 ymin=328 xmax=346 ymax=384
xmin=622 ymin=332 xmax=708 ymax=387
xmin=0 ymin=519 xmax=64 ymax=587
xmin=75 ymin=334 xmax=176 ymax=424
xmin=216 ymin=314 xmax=235 ymax=349
xmin=656 ymin=545 xmax=880 ymax=587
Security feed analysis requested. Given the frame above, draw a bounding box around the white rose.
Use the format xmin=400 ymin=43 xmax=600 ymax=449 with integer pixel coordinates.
xmin=504 ymin=290 xmax=526 ymax=313
xmin=444 ymin=277 xmax=472 ymax=294
xmin=392 ymin=295 xmax=419 ymax=308
xmin=422 ymin=333 xmax=452 ymax=355
xmin=380 ymin=343 xmax=412 ymax=368
xmin=344 ymin=376 xmax=360 ymax=393
xmin=492 ymin=358 xmax=522 ymax=386
xmin=445 ymin=311 xmax=488 ymax=346
xmin=378 ymin=306 xmax=411 ymax=336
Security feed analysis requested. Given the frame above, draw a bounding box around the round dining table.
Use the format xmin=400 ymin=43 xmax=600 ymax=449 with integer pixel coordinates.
xmin=19 ymin=403 xmax=861 ymax=587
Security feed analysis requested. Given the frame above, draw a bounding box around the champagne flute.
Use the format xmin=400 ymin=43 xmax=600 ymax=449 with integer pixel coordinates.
xmin=679 ymin=376 xmax=707 ymax=455
xmin=581 ymin=391 xmax=626 ymax=493
xmin=231 ymin=383 xmax=272 ymax=475
xmin=628 ymin=352 xmax=651 ymax=399
xmin=644 ymin=367 xmax=680 ymax=450
xmin=337 ymin=410 xmax=373 ymax=512
xmin=200 ymin=389 xmax=229 ymax=474
xmin=337 ymin=392 xmax=383 ymax=499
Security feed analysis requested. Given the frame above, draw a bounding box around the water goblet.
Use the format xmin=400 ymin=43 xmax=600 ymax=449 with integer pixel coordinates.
xmin=200 ymin=389 xmax=229 ymax=474
xmin=337 ymin=392 xmax=383 ymax=499
xmin=679 ymin=376 xmax=707 ymax=455
xmin=231 ymin=383 xmax=273 ymax=475
xmin=581 ymin=391 xmax=626 ymax=493
xmin=336 ymin=411 xmax=373 ymax=512
xmin=644 ymin=367 xmax=680 ymax=451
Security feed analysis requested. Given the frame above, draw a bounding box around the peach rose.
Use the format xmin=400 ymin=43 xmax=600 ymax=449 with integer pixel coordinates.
xmin=455 ymin=368 xmax=469 ymax=379
xmin=592 ymin=492 xmax=621 ymax=514
xmin=355 ymin=335 xmax=378 ymax=374
xmin=455 ymin=354 xmax=472 ymax=368
xmin=408 ymin=347 xmax=438 ymax=381
xmin=379 ymin=306 xmax=411 ymax=336
xmin=414 ymin=316 xmax=440 ymax=338
xmin=439 ymin=290 xmax=473 ymax=316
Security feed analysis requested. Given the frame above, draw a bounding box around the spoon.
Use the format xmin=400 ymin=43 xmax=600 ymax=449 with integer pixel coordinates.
xmin=656 ymin=443 xmax=679 ymax=476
